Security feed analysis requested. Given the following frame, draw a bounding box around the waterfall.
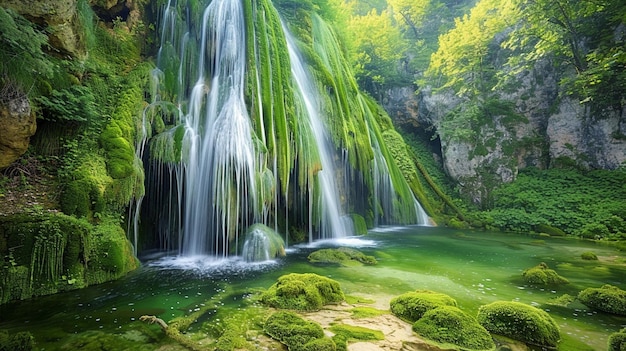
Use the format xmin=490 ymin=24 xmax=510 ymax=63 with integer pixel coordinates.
xmin=284 ymin=27 xmax=354 ymax=240
xmin=135 ymin=0 xmax=431 ymax=259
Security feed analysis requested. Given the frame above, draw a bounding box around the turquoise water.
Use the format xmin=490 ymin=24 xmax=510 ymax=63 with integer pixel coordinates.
xmin=1 ymin=226 xmax=625 ymax=350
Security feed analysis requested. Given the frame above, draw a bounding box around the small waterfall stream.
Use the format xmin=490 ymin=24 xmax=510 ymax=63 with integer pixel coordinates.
xmin=284 ymin=27 xmax=354 ymax=240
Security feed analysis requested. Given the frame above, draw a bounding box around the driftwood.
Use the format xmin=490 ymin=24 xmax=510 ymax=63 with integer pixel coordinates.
xmin=139 ymin=315 xmax=168 ymax=331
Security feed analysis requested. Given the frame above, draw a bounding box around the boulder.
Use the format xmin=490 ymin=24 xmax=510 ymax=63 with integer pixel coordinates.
xmin=0 ymin=97 xmax=36 ymax=169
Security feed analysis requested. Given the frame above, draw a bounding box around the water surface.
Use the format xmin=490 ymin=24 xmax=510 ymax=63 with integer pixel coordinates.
xmin=1 ymin=226 xmax=624 ymax=350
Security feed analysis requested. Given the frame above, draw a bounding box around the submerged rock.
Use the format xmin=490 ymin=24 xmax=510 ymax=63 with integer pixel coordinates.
xmin=307 ymin=247 xmax=377 ymax=266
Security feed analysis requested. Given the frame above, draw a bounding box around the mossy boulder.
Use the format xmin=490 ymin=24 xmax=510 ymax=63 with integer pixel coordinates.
xmin=578 ymin=285 xmax=626 ymax=316
xmin=264 ymin=311 xmax=334 ymax=350
xmin=522 ymin=262 xmax=569 ymax=285
xmin=260 ymin=273 xmax=344 ymax=310
xmin=477 ymin=301 xmax=560 ymax=348
xmin=242 ymin=223 xmax=285 ymax=262
xmin=390 ymin=290 xmax=457 ymax=323
xmin=307 ymin=247 xmax=377 ymax=266
xmin=580 ymin=251 xmax=598 ymax=260
xmin=412 ymin=306 xmax=495 ymax=351
xmin=608 ymin=328 xmax=626 ymax=351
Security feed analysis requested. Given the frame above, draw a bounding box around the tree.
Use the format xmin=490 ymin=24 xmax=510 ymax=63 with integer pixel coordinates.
xmin=426 ymin=0 xmax=520 ymax=98
xmin=344 ymin=7 xmax=407 ymax=95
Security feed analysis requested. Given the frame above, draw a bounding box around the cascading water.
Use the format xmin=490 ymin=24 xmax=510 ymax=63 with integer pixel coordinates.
xmin=284 ymin=28 xmax=354 ymax=241
xmin=136 ymin=0 xmax=431 ymax=259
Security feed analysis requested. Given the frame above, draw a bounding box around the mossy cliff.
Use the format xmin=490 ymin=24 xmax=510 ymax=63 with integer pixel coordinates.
xmin=0 ymin=0 xmax=150 ymax=303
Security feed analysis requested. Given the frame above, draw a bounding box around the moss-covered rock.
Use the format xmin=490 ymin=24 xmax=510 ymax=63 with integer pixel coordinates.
xmin=412 ymin=306 xmax=495 ymax=351
xmin=264 ymin=311 xmax=333 ymax=350
xmin=578 ymin=285 xmax=626 ymax=316
xmin=0 ymin=214 xmax=137 ymax=304
xmin=261 ymin=273 xmax=344 ymax=311
xmin=608 ymin=328 xmax=626 ymax=351
xmin=522 ymin=262 xmax=569 ymax=285
xmin=477 ymin=301 xmax=560 ymax=348
xmin=307 ymin=247 xmax=377 ymax=266
xmin=581 ymin=251 xmax=598 ymax=260
xmin=534 ymin=224 xmax=566 ymax=237
xmin=389 ymin=290 xmax=457 ymax=323
xmin=241 ymin=223 xmax=285 ymax=262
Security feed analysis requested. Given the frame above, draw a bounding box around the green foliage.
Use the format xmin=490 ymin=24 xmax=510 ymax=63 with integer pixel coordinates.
xmin=522 ymin=262 xmax=569 ymax=285
xmin=412 ymin=306 xmax=495 ymax=351
xmin=264 ymin=311 xmax=329 ymax=350
xmin=477 ymin=301 xmax=561 ymax=347
xmin=389 ymin=290 xmax=457 ymax=323
xmin=578 ymin=285 xmax=626 ymax=316
xmin=329 ymin=324 xmax=383 ymax=351
xmin=0 ymin=7 xmax=54 ymax=94
xmin=581 ymin=251 xmax=598 ymax=260
xmin=485 ymin=168 xmax=626 ymax=236
xmin=260 ymin=273 xmax=344 ymax=310
xmin=608 ymin=328 xmax=626 ymax=351
xmin=307 ymin=247 xmax=377 ymax=266
xmin=35 ymin=85 xmax=97 ymax=124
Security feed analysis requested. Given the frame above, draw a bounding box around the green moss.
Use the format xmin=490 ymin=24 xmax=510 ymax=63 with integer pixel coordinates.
xmin=264 ymin=311 xmax=329 ymax=350
xmin=535 ymin=224 xmax=566 ymax=237
xmin=578 ymin=285 xmax=626 ymax=316
xmin=0 ymin=329 xmax=34 ymax=351
xmin=349 ymin=307 xmax=386 ymax=318
xmin=308 ymin=247 xmax=377 ymax=266
xmin=522 ymin=262 xmax=569 ymax=285
xmin=350 ymin=214 xmax=368 ymax=235
xmin=86 ymin=222 xmax=139 ymax=284
xmin=581 ymin=251 xmax=598 ymax=260
xmin=412 ymin=306 xmax=495 ymax=351
xmin=477 ymin=301 xmax=560 ymax=348
xmin=608 ymin=328 xmax=626 ymax=351
xmin=389 ymin=290 xmax=457 ymax=323
xmin=261 ymin=273 xmax=344 ymax=310
xmin=330 ymin=324 xmax=383 ymax=351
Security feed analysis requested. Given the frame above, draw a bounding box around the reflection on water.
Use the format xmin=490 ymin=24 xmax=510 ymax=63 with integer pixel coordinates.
xmin=1 ymin=226 xmax=625 ymax=350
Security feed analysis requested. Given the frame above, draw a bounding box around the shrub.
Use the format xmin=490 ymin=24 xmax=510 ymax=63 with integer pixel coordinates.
xmin=308 ymin=247 xmax=377 ymax=266
xmin=581 ymin=251 xmax=598 ymax=260
xmin=260 ymin=273 xmax=344 ymax=310
xmin=389 ymin=290 xmax=457 ymax=323
xmin=578 ymin=285 xmax=626 ymax=316
xmin=0 ymin=329 xmax=34 ymax=351
xmin=264 ymin=311 xmax=330 ymax=350
xmin=412 ymin=306 xmax=495 ymax=351
xmin=522 ymin=262 xmax=569 ymax=285
xmin=608 ymin=328 xmax=626 ymax=351
xmin=477 ymin=301 xmax=560 ymax=347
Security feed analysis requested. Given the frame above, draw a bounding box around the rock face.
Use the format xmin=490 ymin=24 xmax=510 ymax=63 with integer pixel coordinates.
xmin=0 ymin=0 xmax=86 ymax=58
xmin=0 ymin=96 xmax=37 ymax=169
xmin=394 ymin=55 xmax=626 ymax=205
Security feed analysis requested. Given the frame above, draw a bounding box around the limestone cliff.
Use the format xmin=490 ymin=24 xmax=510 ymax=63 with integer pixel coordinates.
xmin=390 ymin=57 xmax=625 ymax=205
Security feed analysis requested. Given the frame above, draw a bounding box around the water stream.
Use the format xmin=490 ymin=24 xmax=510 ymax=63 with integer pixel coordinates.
xmin=1 ymin=227 xmax=624 ymax=350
